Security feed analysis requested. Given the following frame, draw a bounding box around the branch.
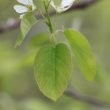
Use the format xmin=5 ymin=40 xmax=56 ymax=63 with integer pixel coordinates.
xmin=0 ymin=0 xmax=99 ymax=34
xmin=64 ymin=87 xmax=110 ymax=108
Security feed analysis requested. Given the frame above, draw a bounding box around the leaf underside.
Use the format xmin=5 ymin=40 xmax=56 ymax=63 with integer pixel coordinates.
xmin=16 ymin=12 xmax=37 ymax=47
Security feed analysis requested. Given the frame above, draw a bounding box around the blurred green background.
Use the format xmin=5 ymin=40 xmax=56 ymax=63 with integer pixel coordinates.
xmin=0 ymin=0 xmax=110 ymax=110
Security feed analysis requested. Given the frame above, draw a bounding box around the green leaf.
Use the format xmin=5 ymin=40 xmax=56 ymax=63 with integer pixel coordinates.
xmin=15 ymin=12 xmax=37 ymax=47
xmin=64 ymin=29 xmax=96 ymax=80
xmin=34 ymin=43 xmax=72 ymax=101
xmin=28 ymin=32 xmax=51 ymax=48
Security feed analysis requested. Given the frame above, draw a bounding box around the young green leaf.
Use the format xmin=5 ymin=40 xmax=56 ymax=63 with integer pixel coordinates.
xmin=15 ymin=12 xmax=37 ymax=47
xmin=64 ymin=29 xmax=96 ymax=80
xmin=34 ymin=43 xmax=72 ymax=101
xmin=29 ymin=32 xmax=51 ymax=48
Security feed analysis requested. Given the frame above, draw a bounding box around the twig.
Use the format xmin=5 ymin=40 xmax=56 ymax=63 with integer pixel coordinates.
xmin=64 ymin=87 xmax=110 ymax=107
xmin=0 ymin=0 xmax=99 ymax=34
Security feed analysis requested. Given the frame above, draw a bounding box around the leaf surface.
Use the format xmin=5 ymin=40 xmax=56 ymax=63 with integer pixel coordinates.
xmin=64 ymin=29 xmax=96 ymax=80
xmin=34 ymin=43 xmax=72 ymax=100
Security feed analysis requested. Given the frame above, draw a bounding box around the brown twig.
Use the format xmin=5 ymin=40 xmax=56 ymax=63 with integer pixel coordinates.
xmin=0 ymin=0 xmax=99 ymax=34
xmin=64 ymin=87 xmax=110 ymax=107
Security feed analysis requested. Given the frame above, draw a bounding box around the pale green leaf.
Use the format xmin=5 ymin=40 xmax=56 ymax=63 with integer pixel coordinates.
xmin=29 ymin=32 xmax=51 ymax=48
xmin=16 ymin=12 xmax=37 ymax=47
xmin=34 ymin=43 xmax=72 ymax=101
xmin=64 ymin=29 xmax=96 ymax=80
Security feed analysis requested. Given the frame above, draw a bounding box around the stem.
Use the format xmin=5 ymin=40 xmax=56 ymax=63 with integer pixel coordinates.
xmin=43 ymin=1 xmax=57 ymax=44
xmin=50 ymin=33 xmax=57 ymax=44
xmin=44 ymin=1 xmax=53 ymax=33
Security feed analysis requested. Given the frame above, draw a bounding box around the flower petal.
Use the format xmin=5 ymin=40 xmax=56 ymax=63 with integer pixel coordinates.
xmin=50 ymin=1 xmax=57 ymax=9
xmin=61 ymin=0 xmax=75 ymax=7
xmin=17 ymin=0 xmax=36 ymax=11
xmin=14 ymin=5 xmax=29 ymax=13
xmin=61 ymin=0 xmax=75 ymax=11
xmin=28 ymin=0 xmax=34 ymax=5
xmin=17 ymin=0 xmax=35 ymax=6
xmin=17 ymin=0 xmax=29 ymax=5
xmin=49 ymin=0 xmax=75 ymax=13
